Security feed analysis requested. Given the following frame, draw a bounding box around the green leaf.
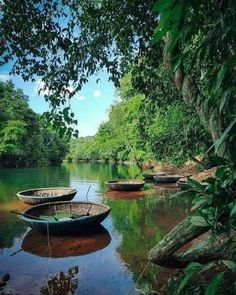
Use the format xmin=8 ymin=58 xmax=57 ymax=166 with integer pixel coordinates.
xmin=206 ymin=273 xmax=224 ymax=295
xmin=230 ymin=202 xmax=236 ymax=218
xmin=177 ymin=262 xmax=202 ymax=294
xmin=215 ymin=119 xmax=236 ymax=153
xmin=220 ymin=90 xmax=230 ymax=113
xmin=189 ymin=215 xmax=209 ymax=227
xmin=170 ymin=190 xmax=190 ymax=199
xmin=222 ymin=260 xmax=236 ymax=270
xmin=54 ymin=212 xmax=74 ymax=220
xmin=188 ymin=178 xmax=206 ymax=191
xmin=215 ymin=166 xmax=227 ymax=179
xmin=214 ymin=65 xmax=227 ymax=94
xmin=153 ymin=0 xmax=173 ymax=12
xmin=39 ymin=215 xmax=57 ymax=222
xmin=191 ymin=198 xmax=208 ymax=211
xmin=152 ymin=27 xmax=169 ymax=44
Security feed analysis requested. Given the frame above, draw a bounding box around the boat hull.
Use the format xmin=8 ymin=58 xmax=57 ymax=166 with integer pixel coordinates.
xmin=154 ymin=175 xmax=184 ymax=183
xmin=106 ymin=180 xmax=145 ymax=191
xmin=20 ymin=201 xmax=111 ymax=235
xmin=17 ymin=187 xmax=77 ymax=205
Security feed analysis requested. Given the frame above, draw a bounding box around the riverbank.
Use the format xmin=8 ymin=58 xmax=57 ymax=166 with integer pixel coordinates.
xmin=64 ymin=158 xmax=203 ymax=175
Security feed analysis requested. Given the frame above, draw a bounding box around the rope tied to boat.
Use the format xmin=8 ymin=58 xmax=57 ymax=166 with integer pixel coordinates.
xmin=85 ymin=185 xmax=91 ymax=202
xmin=45 ymin=221 xmax=53 ymax=295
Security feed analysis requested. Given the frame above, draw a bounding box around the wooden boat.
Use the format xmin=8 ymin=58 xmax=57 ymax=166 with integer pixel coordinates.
xmin=142 ymin=172 xmax=176 ymax=180
xmin=22 ymin=226 xmax=111 ymax=257
xmin=17 ymin=187 xmax=77 ymax=205
xmin=19 ymin=201 xmax=111 ymax=235
xmin=153 ymin=174 xmax=184 ymax=183
xmin=105 ymin=179 xmax=145 ymax=191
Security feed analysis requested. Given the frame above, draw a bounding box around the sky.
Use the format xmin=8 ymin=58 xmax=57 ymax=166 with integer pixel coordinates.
xmin=0 ymin=63 xmax=116 ymax=137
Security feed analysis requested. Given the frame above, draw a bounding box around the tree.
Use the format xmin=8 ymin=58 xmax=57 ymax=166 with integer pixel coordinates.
xmin=0 ymin=0 xmax=157 ymax=135
xmin=0 ymin=0 xmax=235 ymax=292
xmin=0 ymin=81 xmax=68 ymax=167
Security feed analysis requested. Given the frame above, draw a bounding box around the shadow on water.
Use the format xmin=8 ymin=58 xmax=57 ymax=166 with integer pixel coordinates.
xmin=22 ymin=225 xmax=111 ymax=258
xmin=0 ymin=162 xmax=192 ymax=294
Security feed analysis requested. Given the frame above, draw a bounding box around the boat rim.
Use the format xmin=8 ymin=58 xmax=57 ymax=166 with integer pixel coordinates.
xmin=21 ymin=201 xmax=111 ymax=224
xmin=17 ymin=187 xmax=77 ymax=198
xmin=105 ymin=180 xmax=145 ymax=184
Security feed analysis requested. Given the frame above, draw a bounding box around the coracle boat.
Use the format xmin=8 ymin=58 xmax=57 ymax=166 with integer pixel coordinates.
xmin=142 ymin=172 xmax=172 ymax=180
xmin=153 ymin=174 xmax=184 ymax=183
xmin=18 ymin=201 xmax=111 ymax=235
xmin=105 ymin=179 xmax=145 ymax=191
xmin=22 ymin=226 xmax=111 ymax=258
xmin=17 ymin=187 xmax=77 ymax=205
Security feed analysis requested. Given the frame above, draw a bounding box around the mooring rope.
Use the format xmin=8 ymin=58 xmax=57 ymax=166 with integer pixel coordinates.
xmin=85 ymin=185 xmax=91 ymax=202
xmin=45 ymin=221 xmax=53 ymax=295
xmin=127 ymin=261 xmax=151 ymax=295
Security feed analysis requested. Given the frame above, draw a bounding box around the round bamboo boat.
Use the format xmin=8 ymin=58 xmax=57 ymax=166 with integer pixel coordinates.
xmin=105 ymin=179 xmax=145 ymax=191
xmin=22 ymin=226 xmax=111 ymax=257
xmin=20 ymin=201 xmax=111 ymax=235
xmin=153 ymin=174 xmax=184 ymax=183
xmin=143 ymin=172 xmax=177 ymax=180
xmin=17 ymin=187 xmax=77 ymax=205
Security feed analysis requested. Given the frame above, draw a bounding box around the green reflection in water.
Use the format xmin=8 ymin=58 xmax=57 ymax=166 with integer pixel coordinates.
xmin=0 ymin=213 xmax=27 ymax=250
xmin=0 ymin=162 xmax=191 ymax=293
xmin=63 ymin=161 xmax=142 ymax=182
xmin=105 ymin=192 xmax=191 ymax=292
xmin=0 ymin=166 xmax=70 ymax=204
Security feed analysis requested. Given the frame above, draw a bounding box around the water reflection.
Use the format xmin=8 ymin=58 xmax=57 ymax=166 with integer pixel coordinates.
xmin=40 ymin=266 xmax=79 ymax=295
xmin=106 ymin=190 xmax=146 ymax=200
xmin=22 ymin=226 xmax=111 ymax=258
xmin=0 ymin=212 xmax=27 ymax=250
xmin=0 ymin=162 xmax=191 ymax=294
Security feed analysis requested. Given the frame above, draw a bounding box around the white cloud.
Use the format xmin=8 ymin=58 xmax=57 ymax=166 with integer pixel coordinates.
xmin=0 ymin=74 xmax=10 ymax=81
xmin=93 ymin=89 xmax=102 ymax=98
xmin=34 ymin=79 xmax=49 ymax=95
xmin=34 ymin=80 xmax=77 ymax=97
xmin=77 ymin=95 xmax=86 ymax=101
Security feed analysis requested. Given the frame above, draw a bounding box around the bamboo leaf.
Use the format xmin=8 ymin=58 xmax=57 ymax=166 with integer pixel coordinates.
xmin=191 ymin=198 xmax=208 ymax=211
xmin=215 ymin=119 xmax=236 ymax=153
xmin=222 ymin=260 xmax=236 ymax=270
xmin=177 ymin=262 xmax=202 ymax=294
xmin=206 ymin=273 xmax=224 ymax=295
xmin=230 ymin=202 xmax=236 ymax=218
xmin=188 ymin=178 xmax=206 ymax=191
xmin=153 ymin=0 xmax=173 ymax=12
xmin=170 ymin=190 xmax=190 ymax=199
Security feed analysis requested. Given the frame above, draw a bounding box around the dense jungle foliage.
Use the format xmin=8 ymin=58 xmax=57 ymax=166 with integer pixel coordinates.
xmin=0 ymin=0 xmax=235 ymax=294
xmin=67 ymin=74 xmax=210 ymax=165
xmin=0 ymin=81 xmax=68 ymax=167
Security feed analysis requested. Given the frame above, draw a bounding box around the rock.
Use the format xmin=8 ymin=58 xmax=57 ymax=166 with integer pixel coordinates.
xmin=1 ymin=273 xmax=10 ymax=281
xmin=0 ymin=280 xmax=6 ymax=287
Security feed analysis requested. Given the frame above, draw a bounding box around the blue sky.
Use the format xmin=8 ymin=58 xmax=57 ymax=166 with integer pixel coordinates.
xmin=0 ymin=63 xmax=116 ymax=137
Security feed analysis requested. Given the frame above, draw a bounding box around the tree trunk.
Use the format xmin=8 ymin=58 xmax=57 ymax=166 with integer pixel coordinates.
xmin=163 ymin=36 xmax=226 ymax=158
xmin=148 ymin=217 xmax=209 ymax=267
xmin=148 ymin=216 xmax=236 ymax=268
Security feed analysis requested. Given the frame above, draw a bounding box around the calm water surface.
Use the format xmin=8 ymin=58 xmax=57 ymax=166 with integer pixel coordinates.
xmin=0 ymin=163 xmax=190 ymax=295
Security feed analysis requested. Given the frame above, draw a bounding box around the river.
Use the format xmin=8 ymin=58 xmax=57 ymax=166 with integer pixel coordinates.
xmin=0 ymin=162 xmax=191 ymax=295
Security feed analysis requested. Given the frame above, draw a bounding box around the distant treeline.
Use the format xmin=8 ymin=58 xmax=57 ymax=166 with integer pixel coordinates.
xmin=0 ymin=81 xmax=68 ymax=168
xmin=67 ymin=74 xmax=211 ymax=166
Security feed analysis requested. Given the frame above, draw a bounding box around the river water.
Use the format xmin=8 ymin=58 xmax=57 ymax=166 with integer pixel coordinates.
xmin=0 ymin=162 xmax=190 ymax=295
